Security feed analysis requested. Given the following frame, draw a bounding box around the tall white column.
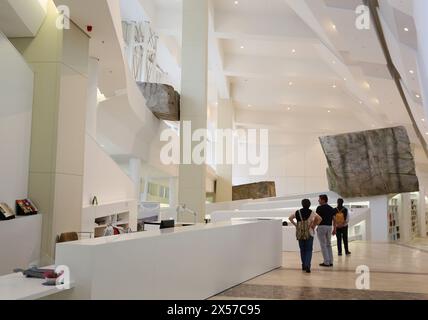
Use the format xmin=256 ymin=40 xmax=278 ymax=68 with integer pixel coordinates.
xmin=179 ymin=0 xmax=209 ymax=222
xmin=368 ymin=196 xmax=389 ymax=242
xmin=86 ymin=57 xmax=99 ymax=138
xmin=216 ymin=99 xmax=234 ymax=202
xmin=169 ymin=177 xmax=178 ymax=209
xmin=400 ymin=193 xmax=412 ymax=242
xmin=129 ymin=158 xmax=142 ymax=201
xmin=414 ymin=0 xmax=428 ymax=116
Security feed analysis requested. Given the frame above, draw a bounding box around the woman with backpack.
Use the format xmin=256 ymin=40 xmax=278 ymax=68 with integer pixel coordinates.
xmin=289 ymin=199 xmax=322 ymax=273
xmin=334 ymin=198 xmax=351 ymax=256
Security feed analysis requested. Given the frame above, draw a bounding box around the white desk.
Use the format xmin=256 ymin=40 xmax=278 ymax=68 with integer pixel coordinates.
xmin=55 ymin=220 xmax=282 ymax=300
xmin=0 ymin=269 xmax=73 ymax=300
xmin=0 ymin=215 xmax=42 ymax=276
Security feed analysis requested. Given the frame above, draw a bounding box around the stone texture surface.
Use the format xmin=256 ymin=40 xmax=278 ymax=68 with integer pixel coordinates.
xmin=232 ymin=181 xmax=276 ymax=201
xmin=319 ymin=126 xmax=419 ymax=198
xmin=137 ymin=82 xmax=180 ymax=121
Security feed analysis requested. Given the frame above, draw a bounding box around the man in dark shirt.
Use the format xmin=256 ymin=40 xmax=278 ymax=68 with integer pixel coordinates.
xmin=316 ymin=194 xmax=336 ymax=267
xmin=334 ymin=198 xmax=351 ymax=256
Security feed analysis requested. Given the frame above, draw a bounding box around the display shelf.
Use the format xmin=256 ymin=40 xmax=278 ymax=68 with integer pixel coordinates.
xmin=81 ymin=200 xmax=136 ymax=238
xmin=411 ymin=198 xmax=418 ymax=239
xmin=388 ymin=196 xmax=400 ymax=242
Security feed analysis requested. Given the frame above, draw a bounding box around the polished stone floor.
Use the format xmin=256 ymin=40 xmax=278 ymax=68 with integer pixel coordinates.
xmin=212 ymin=240 xmax=428 ymax=300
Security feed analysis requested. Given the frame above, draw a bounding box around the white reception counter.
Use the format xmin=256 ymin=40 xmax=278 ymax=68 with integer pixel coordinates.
xmin=55 ymin=219 xmax=282 ymax=300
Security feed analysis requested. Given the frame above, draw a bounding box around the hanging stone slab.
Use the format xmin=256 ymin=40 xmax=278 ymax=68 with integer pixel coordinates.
xmin=137 ymin=82 xmax=180 ymax=121
xmin=232 ymin=181 xmax=276 ymax=201
xmin=319 ymin=126 xmax=419 ymax=198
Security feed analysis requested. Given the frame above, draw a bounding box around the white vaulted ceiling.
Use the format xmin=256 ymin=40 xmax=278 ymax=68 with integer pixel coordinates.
xmin=150 ymin=0 xmax=427 ymax=150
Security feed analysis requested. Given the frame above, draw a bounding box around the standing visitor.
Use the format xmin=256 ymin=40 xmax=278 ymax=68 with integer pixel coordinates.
xmin=316 ymin=194 xmax=336 ymax=267
xmin=289 ymin=199 xmax=322 ymax=273
xmin=335 ymin=198 xmax=351 ymax=256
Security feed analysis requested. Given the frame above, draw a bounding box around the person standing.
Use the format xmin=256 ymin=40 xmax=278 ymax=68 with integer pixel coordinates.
xmin=316 ymin=194 xmax=336 ymax=267
xmin=289 ymin=199 xmax=322 ymax=273
xmin=334 ymin=198 xmax=351 ymax=256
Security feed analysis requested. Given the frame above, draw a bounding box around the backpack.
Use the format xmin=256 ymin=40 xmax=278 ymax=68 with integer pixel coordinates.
xmin=296 ymin=210 xmax=311 ymax=241
xmin=336 ymin=208 xmax=345 ymax=225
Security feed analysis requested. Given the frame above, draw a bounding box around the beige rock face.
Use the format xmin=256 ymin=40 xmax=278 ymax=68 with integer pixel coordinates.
xmin=319 ymin=126 xmax=419 ymax=198
xmin=232 ymin=181 xmax=276 ymax=201
xmin=137 ymin=82 xmax=180 ymax=121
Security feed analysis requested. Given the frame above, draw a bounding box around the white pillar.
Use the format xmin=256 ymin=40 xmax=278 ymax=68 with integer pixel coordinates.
xmin=400 ymin=193 xmax=412 ymax=242
xmin=129 ymin=158 xmax=142 ymax=201
xmin=169 ymin=177 xmax=178 ymax=208
xmin=142 ymin=176 xmax=149 ymax=202
xmin=216 ymin=99 xmax=234 ymax=202
xmin=368 ymin=196 xmax=389 ymax=242
xmin=86 ymin=57 xmax=99 ymax=138
xmin=414 ymin=0 xmax=428 ymax=116
xmin=179 ymin=0 xmax=209 ymax=222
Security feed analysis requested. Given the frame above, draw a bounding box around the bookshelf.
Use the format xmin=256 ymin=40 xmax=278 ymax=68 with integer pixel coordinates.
xmin=388 ymin=196 xmax=400 ymax=241
xmin=82 ymin=200 xmax=137 ymax=238
xmin=410 ymin=196 xmax=419 ymax=239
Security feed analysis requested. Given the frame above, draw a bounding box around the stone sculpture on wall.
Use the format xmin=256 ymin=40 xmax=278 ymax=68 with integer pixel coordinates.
xmin=232 ymin=181 xmax=276 ymax=201
xmin=137 ymin=82 xmax=180 ymax=121
xmin=319 ymin=126 xmax=419 ymax=198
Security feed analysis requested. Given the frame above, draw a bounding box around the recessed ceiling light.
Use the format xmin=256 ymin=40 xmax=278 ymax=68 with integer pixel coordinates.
xmin=416 ymin=94 xmax=421 ymax=98
xmin=292 ymin=49 xmax=296 ymax=53
xmin=240 ymin=45 xmax=244 ymax=49
xmin=234 ymin=1 xmax=239 ymax=5
xmin=101 ymin=144 xmax=105 ymax=148
xmin=404 ymin=27 xmax=409 ymax=32
xmin=363 ymin=81 xmax=370 ymax=89
xmin=248 ymin=104 xmax=252 ymax=107
xmin=288 ymin=81 xmax=293 ymax=86
xmin=331 ymin=24 xmax=337 ymax=31
xmin=287 ymin=107 xmax=291 ymax=111
xmin=409 ymin=70 xmax=415 ymax=74
xmin=332 ymin=84 xmax=337 ymax=88
xmin=327 ymin=110 xmax=331 ymax=113
xmin=425 ymin=132 xmax=428 ymax=136
xmin=374 ymin=98 xmax=380 ymax=104
xmin=343 ymin=77 xmax=347 ymax=81
xmin=359 ymin=101 xmax=363 ymax=104
xmin=422 ymin=118 xmax=425 ymax=122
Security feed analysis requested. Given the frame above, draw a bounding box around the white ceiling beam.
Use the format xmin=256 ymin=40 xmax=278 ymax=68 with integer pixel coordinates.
xmin=223 ymin=54 xmax=337 ymax=80
xmin=214 ymin=10 xmax=318 ymax=44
